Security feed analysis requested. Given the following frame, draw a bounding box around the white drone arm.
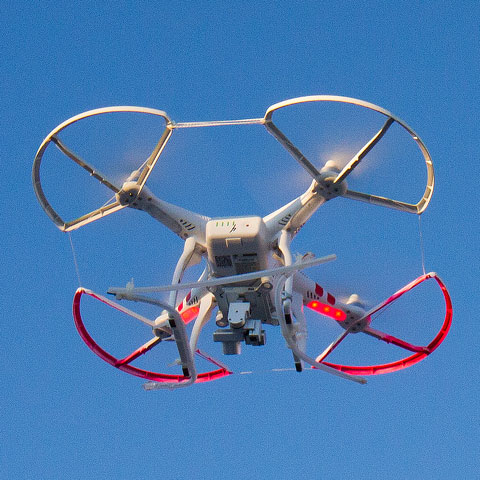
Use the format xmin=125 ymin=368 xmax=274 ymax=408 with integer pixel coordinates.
xmin=263 ymin=179 xmax=327 ymax=239
xmin=116 ymin=182 xmax=210 ymax=245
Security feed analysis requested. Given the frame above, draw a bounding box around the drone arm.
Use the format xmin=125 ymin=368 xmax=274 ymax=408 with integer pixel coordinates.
xmin=117 ymin=183 xmax=210 ymax=244
xmin=264 ymin=182 xmax=326 ymax=239
xmin=293 ymin=272 xmax=352 ymax=323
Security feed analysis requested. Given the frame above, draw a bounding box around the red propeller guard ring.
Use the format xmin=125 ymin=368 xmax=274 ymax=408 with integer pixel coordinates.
xmin=319 ymin=273 xmax=452 ymax=375
xmin=73 ymin=288 xmax=232 ymax=384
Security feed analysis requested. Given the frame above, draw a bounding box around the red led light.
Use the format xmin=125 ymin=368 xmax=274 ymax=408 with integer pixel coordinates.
xmin=307 ymin=300 xmax=347 ymax=321
xmin=180 ymin=306 xmax=200 ymax=324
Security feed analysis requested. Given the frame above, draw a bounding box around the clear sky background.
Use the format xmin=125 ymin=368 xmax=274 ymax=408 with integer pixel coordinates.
xmin=2 ymin=2 xmax=479 ymax=479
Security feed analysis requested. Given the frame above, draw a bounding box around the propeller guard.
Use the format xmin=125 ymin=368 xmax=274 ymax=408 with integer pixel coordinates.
xmin=72 ymin=288 xmax=232 ymax=385
xmin=33 ymin=106 xmax=173 ymax=232
xmin=33 ymin=96 xmax=435 ymax=234
xmin=264 ymin=95 xmax=435 ymax=214
xmin=317 ymin=273 xmax=452 ymax=375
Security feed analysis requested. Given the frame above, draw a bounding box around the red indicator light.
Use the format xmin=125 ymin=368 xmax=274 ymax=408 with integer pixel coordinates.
xmin=180 ymin=306 xmax=200 ymax=324
xmin=307 ymin=301 xmax=346 ymax=321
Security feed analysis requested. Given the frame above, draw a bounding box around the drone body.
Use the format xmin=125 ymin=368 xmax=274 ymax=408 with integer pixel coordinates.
xmin=33 ymin=96 xmax=452 ymax=389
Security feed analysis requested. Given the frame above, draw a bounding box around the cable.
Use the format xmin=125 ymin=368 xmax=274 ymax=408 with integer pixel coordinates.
xmin=68 ymin=232 xmax=82 ymax=287
xmin=418 ymin=215 xmax=426 ymax=275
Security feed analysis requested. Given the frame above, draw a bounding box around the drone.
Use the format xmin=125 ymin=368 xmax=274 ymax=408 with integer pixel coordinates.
xmin=33 ymin=95 xmax=452 ymax=389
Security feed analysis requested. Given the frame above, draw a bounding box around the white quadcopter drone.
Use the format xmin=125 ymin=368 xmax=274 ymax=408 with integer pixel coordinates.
xmin=33 ymin=95 xmax=452 ymax=389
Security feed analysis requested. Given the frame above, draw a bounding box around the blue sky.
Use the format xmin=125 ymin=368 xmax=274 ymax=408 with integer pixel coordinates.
xmin=2 ymin=2 xmax=479 ymax=479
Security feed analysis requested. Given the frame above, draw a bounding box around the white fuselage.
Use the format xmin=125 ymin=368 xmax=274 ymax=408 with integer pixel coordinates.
xmin=206 ymin=216 xmax=270 ymax=277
